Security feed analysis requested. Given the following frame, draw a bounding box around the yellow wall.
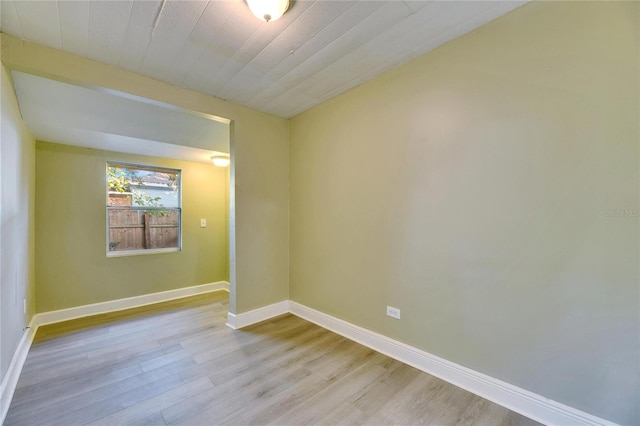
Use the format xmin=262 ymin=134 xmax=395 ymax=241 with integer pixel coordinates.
xmin=290 ymin=2 xmax=639 ymax=424
xmin=0 ymin=64 xmax=36 ymax=383
xmin=1 ymin=33 xmax=290 ymax=314
xmin=35 ymin=142 xmax=228 ymax=312
xmin=2 ymin=2 xmax=638 ymax=422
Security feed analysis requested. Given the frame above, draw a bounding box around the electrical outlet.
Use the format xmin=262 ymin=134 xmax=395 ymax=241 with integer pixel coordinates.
xmin=386 ymin=306 xmax=400 ymax=319
xmin=23 ymin=299 xmax=26 ymax=315
xmin=200 ymin=218 xmax=207 ymax=228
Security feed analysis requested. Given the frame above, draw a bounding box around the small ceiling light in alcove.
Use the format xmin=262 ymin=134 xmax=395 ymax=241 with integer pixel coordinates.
xmin=211 ymin=155 xmax=230 ymax=167
xmin=246 ymin=0 xmax=289 ymax=22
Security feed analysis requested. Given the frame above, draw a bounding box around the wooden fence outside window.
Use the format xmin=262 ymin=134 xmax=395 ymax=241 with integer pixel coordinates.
xmin=108 ymin=209 xmax=179 ymax=251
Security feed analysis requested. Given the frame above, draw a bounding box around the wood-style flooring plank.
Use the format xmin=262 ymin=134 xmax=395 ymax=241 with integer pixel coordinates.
xmin=6 ymin=291 xmax=540 ymax=426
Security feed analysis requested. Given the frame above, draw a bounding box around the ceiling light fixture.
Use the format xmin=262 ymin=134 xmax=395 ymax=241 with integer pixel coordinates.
xmin=246 ymin=0 xmax=289 ymax=23
xmin=211 ymin=155 xmax=230 ymax=167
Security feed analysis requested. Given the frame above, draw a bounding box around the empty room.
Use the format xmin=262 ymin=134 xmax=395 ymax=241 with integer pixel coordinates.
xmin=0 ymin=1 xmax=637 ymax=425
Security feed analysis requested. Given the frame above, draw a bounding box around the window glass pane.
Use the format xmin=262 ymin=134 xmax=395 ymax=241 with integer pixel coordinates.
xmin=107 ymin=165 xmax=180 ymax=208
xmin=107 ymin=163 xmax=181 ymax=254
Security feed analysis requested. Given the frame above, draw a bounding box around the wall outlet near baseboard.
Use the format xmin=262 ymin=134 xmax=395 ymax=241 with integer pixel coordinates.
xmin=386 ymin=306 xmax=400 ymax=319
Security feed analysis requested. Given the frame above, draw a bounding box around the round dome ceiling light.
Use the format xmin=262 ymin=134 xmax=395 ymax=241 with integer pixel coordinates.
xmin=246 ymin=0 xmax=290 ymax=23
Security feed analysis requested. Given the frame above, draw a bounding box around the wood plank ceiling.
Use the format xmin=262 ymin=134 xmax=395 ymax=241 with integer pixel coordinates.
xmin=0 ymin=0 xmax=526 ymax=118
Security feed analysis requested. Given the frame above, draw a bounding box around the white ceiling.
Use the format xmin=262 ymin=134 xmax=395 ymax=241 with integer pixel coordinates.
xmin=12 ymin=71 xmax=230 ymax=162
xmin=1 ymin=0 xmax=526 ymax=119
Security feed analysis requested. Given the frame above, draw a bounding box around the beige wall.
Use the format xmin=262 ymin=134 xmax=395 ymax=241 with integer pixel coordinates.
xmin=290 ymin=2 xmax=639 ymax=424
xmin=0 ymin=64 xmax=36 ymax=382
xmin=1 ymin=33 xmax=290 ymax=314
xmin=35 ymin=143 xmax=228 ymax=312
xmin=2 ymin=2 xmax=637 ymax=422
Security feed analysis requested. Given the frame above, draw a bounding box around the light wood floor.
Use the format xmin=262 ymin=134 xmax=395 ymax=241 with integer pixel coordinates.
xmin=5 ymin=292 xmax=540 ymax=426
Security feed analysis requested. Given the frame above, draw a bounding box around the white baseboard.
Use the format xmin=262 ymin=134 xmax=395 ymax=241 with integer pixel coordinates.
xmin=34 ymin=281 xmax=229 ymax=327
xmin=2 ymin=289 xmax=617 ymax=426
xmin=226 ymin=300 xmax=289 ymax=330
xmin=1 ymin=282 xmax=229 ymax=424
xmin=1 ymin=318 xmax=36 ymax=425
xmin=288 ymin=301 xmax=617 ymax=426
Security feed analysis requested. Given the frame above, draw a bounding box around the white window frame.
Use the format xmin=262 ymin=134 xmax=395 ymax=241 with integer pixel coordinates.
xmin=106 ymin=162 xmax=182 ymax=257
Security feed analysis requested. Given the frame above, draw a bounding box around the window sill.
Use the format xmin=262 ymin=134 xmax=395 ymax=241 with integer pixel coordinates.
xmin=107 ymin=247 xmax=181 ymax=258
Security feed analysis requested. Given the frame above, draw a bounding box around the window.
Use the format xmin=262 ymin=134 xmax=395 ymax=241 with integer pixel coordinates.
xmin=107 ymin=162 xmax=181 ymax=255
